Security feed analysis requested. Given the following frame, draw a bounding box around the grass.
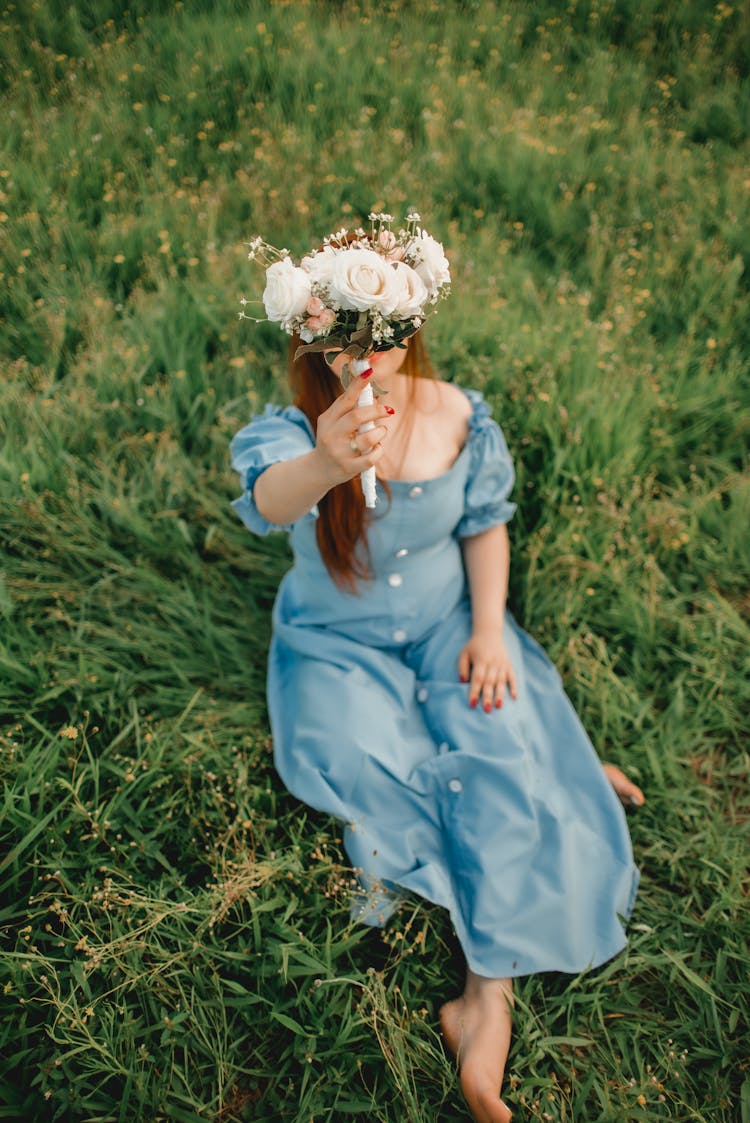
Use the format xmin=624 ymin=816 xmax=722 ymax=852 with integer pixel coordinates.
xmin=1 ymin=0 xmax=749 ymax=1119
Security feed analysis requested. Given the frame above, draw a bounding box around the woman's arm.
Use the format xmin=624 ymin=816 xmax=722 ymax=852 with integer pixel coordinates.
xmin=253 ymin=448 xmax=339 ymax=526
xmin=462 ymin=523 xmax=510 ymax=635
xmin=253 ymin=371 xmax=392 ymax=526
xmin=458 ymin=524 xmax=518 ymax=711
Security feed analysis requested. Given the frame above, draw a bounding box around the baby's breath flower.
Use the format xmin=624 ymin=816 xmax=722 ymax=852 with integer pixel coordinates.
xmin=246 ymin=236 xmax=263 ymax=260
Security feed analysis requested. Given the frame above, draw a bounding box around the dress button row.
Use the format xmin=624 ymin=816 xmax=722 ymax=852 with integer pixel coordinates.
xmin=416 ymin=687 xmax=429 ymax=703
xmin=448 ymin=778 xmax=463 ymax=793
xmin=395 ymin=548 xmax=409 ymax=559
xmin=408 ymin=485 xmax=423 ymax=498
xmin=392 ymin=628 xmax=407 ymax=643
xmin=387 ymin=573 xmax=403 ymax=588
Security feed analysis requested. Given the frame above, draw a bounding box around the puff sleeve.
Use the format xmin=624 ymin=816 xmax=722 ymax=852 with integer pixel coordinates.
xmin=229 ymin=403 xmax=316 ymax=535
xmin=455 ymin=389 xmax=517 ymax=538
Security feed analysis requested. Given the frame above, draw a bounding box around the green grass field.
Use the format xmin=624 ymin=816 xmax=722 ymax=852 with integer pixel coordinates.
xmin=1 ymin=1 xmax=749 ymax=1119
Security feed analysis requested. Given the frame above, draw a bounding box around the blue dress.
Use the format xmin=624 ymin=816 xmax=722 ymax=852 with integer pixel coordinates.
xmin=230 ymin=388 xmax=639 ymax=979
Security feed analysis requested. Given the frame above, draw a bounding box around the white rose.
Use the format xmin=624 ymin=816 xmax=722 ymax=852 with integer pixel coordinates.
xmin=300 ymin=245 xmax=337 ymax=286
xmin=410 ymin=230 xmax=451 ymax=294
xmin=389 ymin=261 xmax=429 ymax=319
xmin=263 ymin=257 xmax=312 ymax=324
xmin=328 ymin=247 xmax=401 ymax=315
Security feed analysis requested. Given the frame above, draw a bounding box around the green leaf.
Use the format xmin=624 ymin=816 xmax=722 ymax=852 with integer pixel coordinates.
xmin=662 ymin=949 xmax=722 ymax=1001
xmin=270 ymin=1010 xmax=307 ymax=1035
xmin=741 ymin=1077 xmax=750 ymax=1123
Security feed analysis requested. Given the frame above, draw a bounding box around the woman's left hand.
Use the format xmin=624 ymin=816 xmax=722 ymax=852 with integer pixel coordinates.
xmin=458 ymin=630 xmax=518 ymax=712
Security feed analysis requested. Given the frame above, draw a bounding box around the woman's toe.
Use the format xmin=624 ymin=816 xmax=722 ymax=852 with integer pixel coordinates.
xmin=603 ymin=764 xmax=645 ymax=807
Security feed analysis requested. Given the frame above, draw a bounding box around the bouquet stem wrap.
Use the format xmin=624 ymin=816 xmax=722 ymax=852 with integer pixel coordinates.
xmin=351 ymin=357 xmax=377 ymax=508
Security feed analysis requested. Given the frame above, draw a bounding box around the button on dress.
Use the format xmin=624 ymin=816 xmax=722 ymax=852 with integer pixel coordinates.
xmin=230 ymin=388 xmax=639 ymax=979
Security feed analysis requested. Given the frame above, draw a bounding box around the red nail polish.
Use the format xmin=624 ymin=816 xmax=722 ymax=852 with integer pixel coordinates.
xmin=470 ymin=697 xmax=478 ymax=708
xmin=384 ymin=405 xmax=395 ymax=415
xmin=495 ymin=699 xmax=502 ymax=708
xmin=484 ymin=703 xmax=491 ymax=714
xmin=360 ymin=367 xmax=373 ymax=379
xmin=459 ymin=674 xmax=468 ymax=683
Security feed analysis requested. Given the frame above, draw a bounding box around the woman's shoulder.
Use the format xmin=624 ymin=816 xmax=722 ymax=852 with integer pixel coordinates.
xmin=413 ymin=378 xmax=474 ymax=454
xmin=255 ymin=401 xmax=313 ymax=429
xmin=428 ymin=379 xmax=475 ymax=417
xmin=229 ymin=401 xmax=315 ymax=475
xmin=417 ymin=378 xmax=472 ymax=425
xmin=424 ymin=380 xmax=498 ymax=440
xmin=231 ymin=402 xmax=314 ymax=444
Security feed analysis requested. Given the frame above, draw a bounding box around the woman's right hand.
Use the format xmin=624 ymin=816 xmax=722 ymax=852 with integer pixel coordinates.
xmin=313 ymin=369 xmax=394 ymax=486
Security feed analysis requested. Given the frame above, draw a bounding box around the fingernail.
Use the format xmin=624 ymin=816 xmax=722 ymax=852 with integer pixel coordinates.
xmin=495 ymin=699 xmax=502 ymax=708
xmin=469 ymin=697 xmax=478 ymax=709
xmin=459 ymin=674 xmax=468 ymax=683
xmin=384 ymin=405 xmax=395 ymax=414
xmin=484 ymin=703 xmax=491 ymax=714
xmin=360 ymin=368 xmax=373 ymax=379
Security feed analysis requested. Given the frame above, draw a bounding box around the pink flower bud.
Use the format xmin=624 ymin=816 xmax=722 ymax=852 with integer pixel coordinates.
xmin=306 ymin=295 xmax=325 ymax=316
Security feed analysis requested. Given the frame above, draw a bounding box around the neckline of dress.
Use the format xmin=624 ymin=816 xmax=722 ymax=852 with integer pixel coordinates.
xmin=379 ymin=437 xmax=471 ymax=487
xmin=377 ymin=384 xmax=480 ymax=486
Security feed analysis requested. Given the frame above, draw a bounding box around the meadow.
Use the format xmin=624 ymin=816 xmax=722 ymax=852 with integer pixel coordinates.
xmin=1 ymin=0 xmax=749 ymax=1119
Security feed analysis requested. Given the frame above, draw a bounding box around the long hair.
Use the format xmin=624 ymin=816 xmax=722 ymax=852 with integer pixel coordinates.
xmin=289 ymin=332 xmax=434 ymax=590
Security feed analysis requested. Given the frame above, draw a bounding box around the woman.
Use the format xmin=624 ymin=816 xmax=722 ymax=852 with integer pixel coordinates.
xmin=230 ymin=334 xmax=643 ymax=1123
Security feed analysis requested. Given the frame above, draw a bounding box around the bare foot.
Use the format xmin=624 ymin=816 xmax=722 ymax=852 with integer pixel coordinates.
xmin=604 ymin=763 xmax=645 ymax=808
xmin=440 ymin=974 xmax=513 ymax=1123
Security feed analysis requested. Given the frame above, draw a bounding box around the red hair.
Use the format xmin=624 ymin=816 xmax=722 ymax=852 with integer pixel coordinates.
xmin=289 ymin=332 xmax=434 ymax=590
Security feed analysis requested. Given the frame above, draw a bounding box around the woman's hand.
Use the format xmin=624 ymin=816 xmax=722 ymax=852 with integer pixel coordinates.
xmin=458 ymin=630 xmax=518 ymax=712
xmin=313 ymin=368 xmax=395 ymax=487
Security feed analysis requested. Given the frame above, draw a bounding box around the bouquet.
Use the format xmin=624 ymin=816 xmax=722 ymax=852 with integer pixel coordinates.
xmin=239 ymin=212 xmax=451 ymax=507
